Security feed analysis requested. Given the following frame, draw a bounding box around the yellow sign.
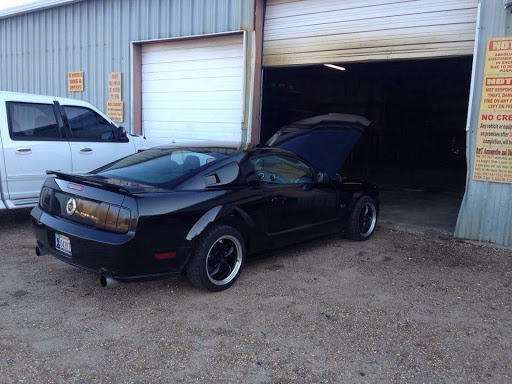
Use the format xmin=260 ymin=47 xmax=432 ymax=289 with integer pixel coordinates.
xmin=67 ymin=71 xmax=84 ymax=92
xmin=108 ymin=72 xmax=122 ymax=100
xmin=107 ymin=100 xmax=124 ymax=122
xmin=473 ymin=38 xmax=512 ymax=183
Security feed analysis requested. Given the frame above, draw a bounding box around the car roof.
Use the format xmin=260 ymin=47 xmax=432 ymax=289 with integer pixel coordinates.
xmin=0 ymin=91 xmax=89 ymax=106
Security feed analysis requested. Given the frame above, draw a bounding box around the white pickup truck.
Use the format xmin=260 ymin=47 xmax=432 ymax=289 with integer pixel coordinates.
xmin=0 ymin=92 xmax=161 ymax=209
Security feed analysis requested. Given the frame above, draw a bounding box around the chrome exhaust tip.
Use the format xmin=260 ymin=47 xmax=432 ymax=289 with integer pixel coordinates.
xmin=35 ymin=246 xmax=45 ymax=256
xmin=99 ymin=275 xmax=118 ymax=288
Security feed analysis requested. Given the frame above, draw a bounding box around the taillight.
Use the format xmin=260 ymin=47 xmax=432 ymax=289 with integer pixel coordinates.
xmin=44 ymin=188 xmax=132 ymax=234
xmin=115 ymin=207 xmax=131 ymax=233
xmin=104 ymin=205 xmax=120 ymax=232
xmin=39 ymin=187 xmax=53 ymax=212
xmin=102 ymin=205 xmax=131 ymax=234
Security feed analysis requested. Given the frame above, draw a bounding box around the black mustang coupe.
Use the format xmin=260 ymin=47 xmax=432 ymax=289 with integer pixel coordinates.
xmin=31 ymin=114 xmax=378 ymax=291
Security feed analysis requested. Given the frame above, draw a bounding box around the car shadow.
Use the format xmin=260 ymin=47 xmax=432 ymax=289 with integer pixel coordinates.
xmin=2 ymin=207 xmax=349 ymax=295
xmin=72 ymin=233 xmax=346 ymax=295
xmin=245 ymin=232 xmax=343 ymax=267
xmin=0 ymin=208 xmax=33 ymax=232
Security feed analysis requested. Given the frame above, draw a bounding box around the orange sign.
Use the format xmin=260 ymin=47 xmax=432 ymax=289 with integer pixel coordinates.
xmin=67 ymin=71 xmax=84 ymax=92
xmin=473 ymin=38 xmax=512 ymax=183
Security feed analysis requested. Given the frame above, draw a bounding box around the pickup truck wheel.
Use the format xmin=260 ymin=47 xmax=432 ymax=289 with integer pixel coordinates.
xmin=187 ymin=225 xmax=246 ymax=292
xmin=345 ymin=196 xmax=378 ymax=241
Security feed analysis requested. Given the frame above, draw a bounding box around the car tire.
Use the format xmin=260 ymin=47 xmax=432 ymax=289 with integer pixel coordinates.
xmin=186 ymin=225 xmax=246 ymax=292
xmin=345 ymin=195 xmax=378 ymax=241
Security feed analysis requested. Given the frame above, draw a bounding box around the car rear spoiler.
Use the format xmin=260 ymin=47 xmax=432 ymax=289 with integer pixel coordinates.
xmin=47 ymin=170 xmax=133 ymax=195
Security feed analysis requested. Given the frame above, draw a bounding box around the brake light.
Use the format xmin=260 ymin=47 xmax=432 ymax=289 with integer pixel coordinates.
xmin=39 ymin=187 xmax=53 ymax=211
xmin=42 ymin=188 xmax=132 ymax=234
xmin=67 ymin=183 xmax=84 ymax=191
xmin=104 ymin=206 xmax=120 ymax=232
xmin=115 ymin=208 xmax=131 ymax=233
xmin=103 ymin=206 xmax=131 ymax=234
xmin=65 ymin=198 xmax=131 ymax=234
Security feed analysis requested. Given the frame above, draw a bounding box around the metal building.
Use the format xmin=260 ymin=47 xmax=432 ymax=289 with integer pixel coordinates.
xmin=455 ymin=1 xmax=512 ymax=246
xmin=1 ymin=0 xmax=511 ymax=247
xmin=0 ymin=0 xmax=256 ymax=146
xmin=256 ymin=0 xmax=512 ymax=247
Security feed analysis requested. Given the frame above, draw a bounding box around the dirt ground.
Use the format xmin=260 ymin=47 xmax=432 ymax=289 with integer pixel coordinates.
xmin=0 ymin=208 xmax=511 ymax=383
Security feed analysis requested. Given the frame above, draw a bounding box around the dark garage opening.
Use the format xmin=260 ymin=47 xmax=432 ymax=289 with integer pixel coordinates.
xmin=260 ymin=57 xmax=472 ymax=236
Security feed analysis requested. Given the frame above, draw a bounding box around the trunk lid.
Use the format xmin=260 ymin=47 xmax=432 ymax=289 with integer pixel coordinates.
xmin=39 ymin=174 xmax=140 ymax=234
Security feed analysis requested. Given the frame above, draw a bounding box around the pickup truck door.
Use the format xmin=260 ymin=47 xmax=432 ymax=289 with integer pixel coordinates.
xmin=0 ymin=98 xmax=72 ymax=203
xmin=58 ymin=103 xmax=135 ymax=174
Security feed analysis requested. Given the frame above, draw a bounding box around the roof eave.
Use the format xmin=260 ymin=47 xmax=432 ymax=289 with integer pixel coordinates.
xmin=0 ymin=0 xmax=85 ymax=20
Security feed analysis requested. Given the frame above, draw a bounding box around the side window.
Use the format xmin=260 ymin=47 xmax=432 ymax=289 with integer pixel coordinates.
xmin=63 ymin=106 xmax=115 ymax=141
xmin=7 ymin=102 xmax=61 ymax=140
xmin=251 ymin=155 xmax=315 ymax=184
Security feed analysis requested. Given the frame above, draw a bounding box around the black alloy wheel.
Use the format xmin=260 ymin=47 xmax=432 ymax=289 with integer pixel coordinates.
xmin=346 ymin=195 xmax=378 ymax=241
xmin=187 ymin=225 xmax=246 ymax=291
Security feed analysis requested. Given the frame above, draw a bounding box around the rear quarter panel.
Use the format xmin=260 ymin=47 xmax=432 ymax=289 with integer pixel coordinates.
xmin=135 ymin=186 xmax=268 ymax=261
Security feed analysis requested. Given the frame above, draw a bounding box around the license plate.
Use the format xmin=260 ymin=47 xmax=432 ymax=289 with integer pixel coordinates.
xmin=55 ymin=233 xmax=72 ymax=256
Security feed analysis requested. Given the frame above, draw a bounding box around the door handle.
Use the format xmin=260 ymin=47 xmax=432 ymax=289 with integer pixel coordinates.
xmin=269 ymin=196 xmax=287 ymax=204
xmin=79 ymin=148 xmax=93 ymax=154
xmin=15 ymin=147 xmax=32 ymax=154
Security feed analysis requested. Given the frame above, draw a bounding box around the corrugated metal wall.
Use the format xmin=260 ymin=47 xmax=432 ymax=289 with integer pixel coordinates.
xmin=455 ymin=0 xmax=512 ymax=246
xmin=0 ymin=0 xmax=254 ymax=134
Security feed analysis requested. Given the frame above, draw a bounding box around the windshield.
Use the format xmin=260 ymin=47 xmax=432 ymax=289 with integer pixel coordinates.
xmin=93 ymin=147 xmax=234 ymax=188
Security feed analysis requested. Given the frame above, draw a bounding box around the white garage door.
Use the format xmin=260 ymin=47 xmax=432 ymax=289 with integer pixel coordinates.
xmin=264 ymin=0 xmax=479 ymax=67
xmin=142 ymin=34 xmax=244 ymax=146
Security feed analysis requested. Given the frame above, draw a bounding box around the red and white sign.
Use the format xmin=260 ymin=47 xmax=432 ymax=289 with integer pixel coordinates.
xmin=108 ymin=72 xmax=122 ymax=100
xmin=68 ymin=71 xmax=84 ymax=92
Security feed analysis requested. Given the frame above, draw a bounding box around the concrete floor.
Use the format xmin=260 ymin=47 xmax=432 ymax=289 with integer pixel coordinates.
xmin=378 ymin=189 xmax=463 ymax=237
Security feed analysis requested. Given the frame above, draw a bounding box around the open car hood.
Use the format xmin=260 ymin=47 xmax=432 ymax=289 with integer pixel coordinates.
xmin=266 ymin=114 xmax=370 ymax=177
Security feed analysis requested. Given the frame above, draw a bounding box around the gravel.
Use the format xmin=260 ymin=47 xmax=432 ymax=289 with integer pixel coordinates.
xmin=0 ymin=208 xmax=511 ymax=383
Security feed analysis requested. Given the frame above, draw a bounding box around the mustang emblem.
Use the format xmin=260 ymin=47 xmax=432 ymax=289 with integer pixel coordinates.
xmin=66 ymin=198 xmax=77 ymax=215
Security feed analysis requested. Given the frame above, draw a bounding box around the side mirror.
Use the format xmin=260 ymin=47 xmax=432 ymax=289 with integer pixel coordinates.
xmin=301 ymin=183 xmax=315 ymax=191
xmin=316 ymin=171 xmax=326 ymax=183
xmin=118 ymin=126 xmax=127 ymax=140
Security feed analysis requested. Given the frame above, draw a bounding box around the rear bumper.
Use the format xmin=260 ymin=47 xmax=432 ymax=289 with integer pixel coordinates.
xmin=35 ymin=242 xmax=181 ymax=281
xmin=31 ymin=206 xmax=191 ymax=281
